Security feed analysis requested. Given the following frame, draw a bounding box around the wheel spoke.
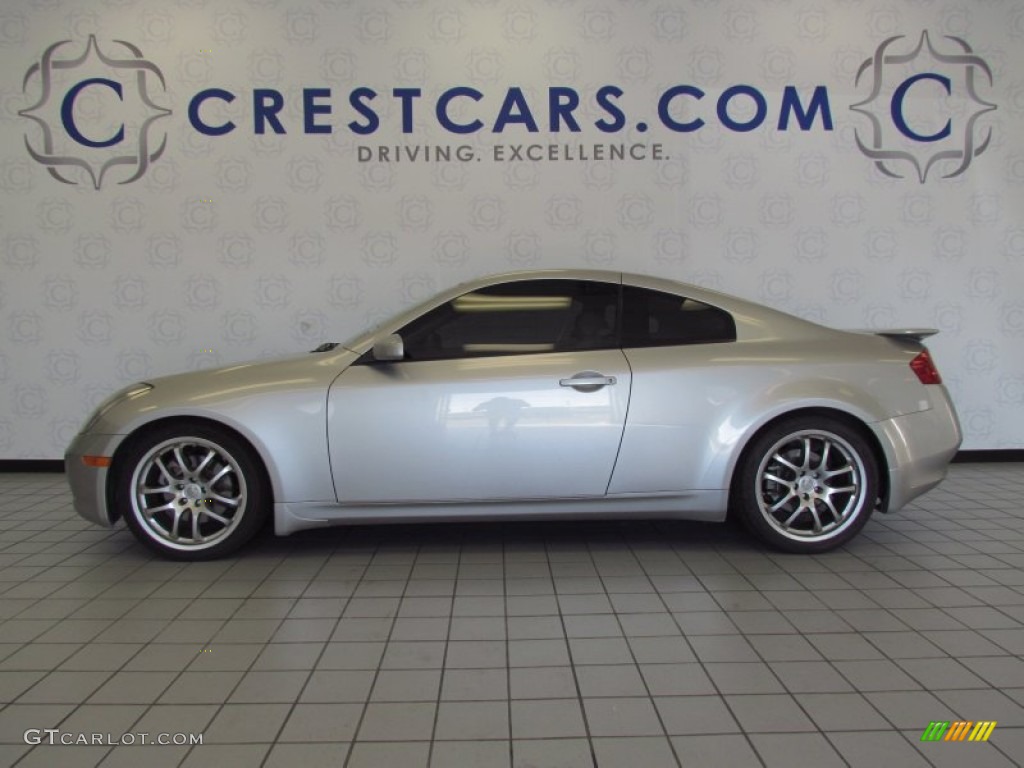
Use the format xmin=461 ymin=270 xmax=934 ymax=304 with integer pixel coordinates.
xmin=194 ymin=449 xmax=216 ymax=478
xmin=771 ymin=452 xmax=799 ymax=472
xmin=208 ymin=464 xmax=233 ymax=485
xmin=800 ymin=438 xmax=813 ymax=470
xmin=822 ymin=496 xmax=843 ymax=524
xmin=770 ymin=490 xmax=796 ymax=513
xmin=824 ymin=465 xmax=853 ymax=479
xmin=201 ymin=507 xmax=230 ymax=525
xmin=173 ymin=446 xmax=189 ymax=476
xmin=817 ymin=441 xmax=831 ymax=472
xmin=809 ymin=506 xmax=823 ymax=534
xmin=209 ymin=492 xmax=240 ymax=507
xmin=764 ymin=472 xmax=794 ymax=488
xmin=140 ymin=484 xmax=173 ymax=495
xmin=782 ymin=504 xmax=805 ymax=528
xmin=154 ymin=457 xmax=175 ymax=483
xmin=169 ymin=507 xmax=184 ymax=539
xmin=144 ymin=501 xmax=175 ymax=516
xmin=826 ymin=485 xmax=857 ymax=495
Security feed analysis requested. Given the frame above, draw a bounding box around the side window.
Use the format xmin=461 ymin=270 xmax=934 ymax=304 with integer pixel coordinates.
xmin=396 ymin=279 xmax=619 ymax=361
xmin=621 ymin=285 xmax=736 ymax=348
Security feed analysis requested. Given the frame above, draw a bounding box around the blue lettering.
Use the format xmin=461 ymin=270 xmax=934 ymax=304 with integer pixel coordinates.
xmin=179 ymin=83 xmax=841 ymax=139
xmin=254 ymin=89 xmax=286 ymax=134
xmin=436 ymin=87 xmax=483 ymax=134
xmin=303 ymin=88 xmax=331 ymax=134
xmin=778 ymin=85 xmax=833 ymax=131
xmin=61 ymin=78 xmax=124 ymax=148
xmin=393 ymin=88 xmax=421 ymax=134
xmin=189 ymin=88 xmax=236 ymax=136
xmin=717 ymin=85 xmax=767 ymax=132
xmin=892 ymin=73 xmax=951 ymax=142
xmin=347 ymin=88 xmax=379 ymax=135
xmin=594 ymin=86 xmax=626 ymax=133
xmin=549 ymin=87 xmax=581 ymax=132
xmin=658 ymin=85 xmax=704 ymax=132
xmin=493 ymin=87 xmax=539 ymax=133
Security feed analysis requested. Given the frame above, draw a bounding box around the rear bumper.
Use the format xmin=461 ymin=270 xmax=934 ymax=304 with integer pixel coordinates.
xmin=65 ymin=432 xmax=126 ymax=527
xmin=876 ymin=386 xmax=962 ymax=512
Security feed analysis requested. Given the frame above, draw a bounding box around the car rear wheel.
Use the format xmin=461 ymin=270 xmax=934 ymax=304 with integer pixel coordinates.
xmin=734 ymin=417 xmax=879 ymax=553
xmin=115 ymin=422 xmax=269 ymax=560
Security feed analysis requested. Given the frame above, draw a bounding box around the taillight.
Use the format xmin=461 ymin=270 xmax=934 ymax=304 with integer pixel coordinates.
xmin=910 ymin=349 xmax=942 ymax=385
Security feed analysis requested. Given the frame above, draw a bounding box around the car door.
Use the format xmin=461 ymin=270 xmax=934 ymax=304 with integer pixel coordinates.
xmin=327 ymin=278 xmax=631 ymax=504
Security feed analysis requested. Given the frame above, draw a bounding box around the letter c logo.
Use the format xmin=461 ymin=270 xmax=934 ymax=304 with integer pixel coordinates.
xmin=61 ymin=78 xmax=125 ymax=148
xmin=891 ymin=73 xmax=951 ymax=143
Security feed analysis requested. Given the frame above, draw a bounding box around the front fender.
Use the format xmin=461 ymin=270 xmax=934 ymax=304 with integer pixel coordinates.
xmin=82 ymin=351 xmax=356 ymax=504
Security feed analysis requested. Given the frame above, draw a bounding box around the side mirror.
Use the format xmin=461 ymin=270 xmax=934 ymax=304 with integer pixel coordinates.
xmin=372 ymin=333 xmax=404 ymax=362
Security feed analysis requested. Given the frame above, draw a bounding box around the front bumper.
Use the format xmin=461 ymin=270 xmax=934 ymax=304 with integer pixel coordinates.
xmin=876 ymin=385 xmax=962 ymax=513
xmin=65 ymin=432 xmax=127 ymax=527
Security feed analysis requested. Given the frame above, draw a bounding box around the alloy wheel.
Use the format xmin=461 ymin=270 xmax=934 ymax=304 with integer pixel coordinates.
xmin=129 ymin=436 xmax=248 ymax=552
xmin=754 ymin=429 xmax=868 ymax=543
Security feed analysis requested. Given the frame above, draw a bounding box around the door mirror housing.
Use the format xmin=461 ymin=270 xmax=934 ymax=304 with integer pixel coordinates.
xmin=372 ymin=333 xmax=404 ymax=362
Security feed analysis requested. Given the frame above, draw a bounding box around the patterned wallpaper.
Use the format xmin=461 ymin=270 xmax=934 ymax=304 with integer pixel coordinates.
xmin=1 ymin=0 xmax=1022 ymax=458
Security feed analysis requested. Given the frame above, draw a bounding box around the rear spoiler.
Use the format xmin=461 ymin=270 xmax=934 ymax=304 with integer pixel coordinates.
xmin=854 ymin=328 xmax=939 ymax=342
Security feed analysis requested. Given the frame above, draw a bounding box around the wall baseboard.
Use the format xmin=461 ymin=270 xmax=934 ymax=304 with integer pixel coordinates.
xmin=2 ymin=450 xmax=1022 ymax=474
xmin=0 ymin=460 xmax=65 ymax=472
xmin=951 ymin=449 xmax=1024 ymax=463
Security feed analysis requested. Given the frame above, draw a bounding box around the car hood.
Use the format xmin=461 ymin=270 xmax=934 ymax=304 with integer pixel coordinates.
xmin=140 ymin=348 xmax=360 ymax=401
xmin=85 ymin=348 xmax=361 ymax=437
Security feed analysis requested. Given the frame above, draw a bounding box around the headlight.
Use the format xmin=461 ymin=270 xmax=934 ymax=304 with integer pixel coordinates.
xmin=80 ymin=383 xmax=154 ymax=433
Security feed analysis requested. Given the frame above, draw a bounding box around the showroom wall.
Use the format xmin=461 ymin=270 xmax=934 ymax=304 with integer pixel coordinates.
xmin=1 ymin=0 xmax=1022 ymax=458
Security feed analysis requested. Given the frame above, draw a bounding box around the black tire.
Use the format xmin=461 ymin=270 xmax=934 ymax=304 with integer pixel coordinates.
xmin=114 ymin=421 xmax=270 ymax=560
xmin=732 ymin=416 xmax=879 ymax=554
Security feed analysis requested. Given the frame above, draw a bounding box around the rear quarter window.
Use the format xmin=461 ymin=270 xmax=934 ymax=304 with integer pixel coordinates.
xmin=622 ymin=285 xmax=737 ymax=348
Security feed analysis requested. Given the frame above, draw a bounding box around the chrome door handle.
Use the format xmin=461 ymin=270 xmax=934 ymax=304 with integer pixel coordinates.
xmin=560 ymin=372 xmax=617 ymax=390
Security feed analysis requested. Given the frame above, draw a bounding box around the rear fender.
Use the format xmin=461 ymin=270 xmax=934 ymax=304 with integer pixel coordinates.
xmin=712 ymin=377 xmax=891 ymax=492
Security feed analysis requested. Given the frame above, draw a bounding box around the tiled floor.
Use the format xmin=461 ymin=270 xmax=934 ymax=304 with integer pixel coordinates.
xmin=0 ymin=464 xmax=1022 ymax=768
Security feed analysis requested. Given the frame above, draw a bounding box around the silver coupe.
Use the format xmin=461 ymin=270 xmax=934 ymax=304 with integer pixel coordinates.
xmin=66 ymin=270 xmax=962 ymax=560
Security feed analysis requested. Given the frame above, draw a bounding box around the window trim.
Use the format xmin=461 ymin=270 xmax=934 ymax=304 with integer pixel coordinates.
xmin=357 ymin=279 xmax=737 ymax=364
xmin=374 ymin=278 xmax=623 ymax=363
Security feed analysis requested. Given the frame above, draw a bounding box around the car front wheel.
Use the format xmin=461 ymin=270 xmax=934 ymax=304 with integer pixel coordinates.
xmin=115 ymin=422 xmax=269 ymax=560
xmin=734 ymin=417 xmax=879 ymax=554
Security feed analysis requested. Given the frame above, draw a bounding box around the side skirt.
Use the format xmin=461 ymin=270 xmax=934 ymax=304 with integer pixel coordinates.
xmin=273 ymin=491 xmax=729 ymax=536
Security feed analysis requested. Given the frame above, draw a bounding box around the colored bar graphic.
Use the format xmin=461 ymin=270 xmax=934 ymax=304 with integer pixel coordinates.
xmin=945 ymin=721 xmax=972 ymax=741
xmin=921 ymin=721 xmax=997 ymax=742
xmin=969 ymin=722 xmax=997 ymax=742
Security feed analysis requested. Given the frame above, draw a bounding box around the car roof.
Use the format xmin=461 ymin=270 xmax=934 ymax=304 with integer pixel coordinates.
xmin=454 ymin=269 xmax=784 ymax=319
